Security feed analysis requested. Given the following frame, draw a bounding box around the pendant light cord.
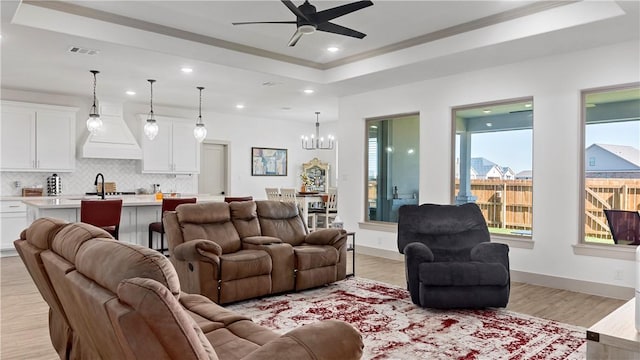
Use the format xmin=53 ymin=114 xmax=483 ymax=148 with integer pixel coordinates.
xmin=197 ymin=86 xmax=204 ymax=124
xmin=92 ymin=72 xmax=97 ymax=107
xmin=148 ymin=79 xmax=156 ymax=117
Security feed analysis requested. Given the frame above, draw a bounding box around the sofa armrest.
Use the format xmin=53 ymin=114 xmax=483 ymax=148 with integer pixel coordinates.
xmin=470 ymin=242 xmax=509 ymax=269
xmin=242 ymin=320 xmax=363 ymax=360
xmin=173 ymin=239 xmax=222 ymax=264
xmin=242 ymin=236 xmax=282 ymax=246
xmin=403 ymin=242 xmax=434 ymax=305
xmin=304 ymin=229 xmax=346 ymax=246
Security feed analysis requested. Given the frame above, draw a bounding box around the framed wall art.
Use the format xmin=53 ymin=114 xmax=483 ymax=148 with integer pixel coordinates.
xmin=251 ymin=147 xmax=288 ymax=176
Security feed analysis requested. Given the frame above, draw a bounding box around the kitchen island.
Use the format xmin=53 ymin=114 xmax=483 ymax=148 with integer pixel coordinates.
xmin=22 ymin=194 xmax=224 ymax=248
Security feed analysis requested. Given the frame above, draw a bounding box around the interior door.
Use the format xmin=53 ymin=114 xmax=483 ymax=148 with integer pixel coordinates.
xmin=199 ymin=143 xmax=227 ymax=196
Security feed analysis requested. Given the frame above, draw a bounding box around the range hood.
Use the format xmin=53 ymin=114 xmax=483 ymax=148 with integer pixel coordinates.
xmin=81 ymin=101 xmax=142 ymax=159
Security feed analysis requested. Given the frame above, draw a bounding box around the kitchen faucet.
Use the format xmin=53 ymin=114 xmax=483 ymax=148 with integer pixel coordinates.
xmin=94 ymin=173 xmax=105 ymax=200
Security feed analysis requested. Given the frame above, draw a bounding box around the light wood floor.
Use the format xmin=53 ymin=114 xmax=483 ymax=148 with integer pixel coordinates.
xmin=1 ymin=253 xmax=628 ymax=359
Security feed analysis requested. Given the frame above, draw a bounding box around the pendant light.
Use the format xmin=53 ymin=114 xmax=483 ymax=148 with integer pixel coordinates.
xmin=194 ymin=86 xmax=207 ymax=142
xmin=86 ymin=70 xmax=102 ymax=133
xmin=143 ymin=79 xmax=159 ymax=140
xmin=301 ymin=112 xmax=335 ymax=150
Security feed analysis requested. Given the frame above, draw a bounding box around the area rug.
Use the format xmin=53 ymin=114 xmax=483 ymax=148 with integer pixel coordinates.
xmin=225 ymin=277 xmax=586 ymax=360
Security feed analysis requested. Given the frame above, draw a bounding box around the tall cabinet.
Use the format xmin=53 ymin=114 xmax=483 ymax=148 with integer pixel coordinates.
xmin=140 ymin=115 xmax=200 ymax=174
xmin=1 ymin=101 xmax=78 ymax=171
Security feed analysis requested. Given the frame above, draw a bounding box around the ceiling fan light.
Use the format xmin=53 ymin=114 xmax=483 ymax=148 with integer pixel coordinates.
xmin=299 ymin=24 xmax=316 ymax=34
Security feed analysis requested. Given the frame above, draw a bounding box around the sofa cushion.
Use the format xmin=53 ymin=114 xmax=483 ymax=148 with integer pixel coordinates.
xmin=220 ymin=250 xmax=272 ymax=281
xmin=230 ymin=201 xmax=262 ymax=238
xmin=51 ymin=223 xmax=113 ymax=264
xmin=74 ymin=238 xmax=181 ymax=296
xmin=117 ymin=278 xmax=219 ymax=360
xmin=255 ymin=201 xmax=306 ymax=246
xmin=418 ymin=262 xmax=509 ymax=286
xmin=22 ymin=217 xmax=68 ymax=250
xmin=294 ymin=246 xmax=339 ymax=271
xmin=178 ymin=202 xmax=231 ymax=224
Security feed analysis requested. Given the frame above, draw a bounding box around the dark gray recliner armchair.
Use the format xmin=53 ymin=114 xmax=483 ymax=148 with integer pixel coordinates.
xmin=397 ymin=203 xmax=510 ymax=309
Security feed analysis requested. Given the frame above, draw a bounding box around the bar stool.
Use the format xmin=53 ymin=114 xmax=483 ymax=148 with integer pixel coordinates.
xmin=224 ymin=196 xmax=253 ymax=203
xmin=80 ymin=199 xmax=123 ymax=239
xmin=148 ymin=197 xmax=197 ymax=254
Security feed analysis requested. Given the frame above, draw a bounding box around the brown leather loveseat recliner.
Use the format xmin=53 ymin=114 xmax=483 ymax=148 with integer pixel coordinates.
xmin=15 ymin=218 xmax=363 ymax=360
xmin=163 ymin=200 xmax=347 ymax=304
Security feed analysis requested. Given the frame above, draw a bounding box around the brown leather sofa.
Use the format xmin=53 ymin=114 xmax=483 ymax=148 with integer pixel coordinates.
xmin=15 ymin=218 xmax=363 ymax=360
xmin=163 ymin=200 xmax=347 ymax=304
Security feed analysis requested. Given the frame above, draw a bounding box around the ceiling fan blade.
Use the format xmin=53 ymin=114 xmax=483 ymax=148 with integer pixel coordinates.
xmin=288 ymin=30 xmax=303 ymax=46
xmin=281 ymin=0 xmax=310 ymax=22
xmin=316 ymin=1 xmax=373 ymax=23
xmin=232 ymin=21 xmax=297 ymax=25
xmin=317 ymin=22 xmax=366 ymax=39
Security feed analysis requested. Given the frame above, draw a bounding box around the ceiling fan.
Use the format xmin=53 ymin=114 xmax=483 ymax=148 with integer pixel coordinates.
xmin=232 ymin=0 xmax=374 ymax=47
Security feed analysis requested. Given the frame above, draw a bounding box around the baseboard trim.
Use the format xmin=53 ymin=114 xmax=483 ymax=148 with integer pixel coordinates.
xmin=357 ymin=245 xmax=634 ymax=300
xmin=511 ymin=270 xmax=634 ymax=301
xmin=356 ymin=245 xmax=405 ymax=261
xmin=1 ymin=249 xmax=18 ymax=258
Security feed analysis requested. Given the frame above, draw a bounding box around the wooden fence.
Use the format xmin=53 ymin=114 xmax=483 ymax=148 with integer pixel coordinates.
xmin=455 ymin=179 xmax=640 ymax=239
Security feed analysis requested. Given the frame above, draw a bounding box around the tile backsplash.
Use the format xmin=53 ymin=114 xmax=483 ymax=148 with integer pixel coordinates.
xmin=1 ymin=158 xmax=197 ymax=196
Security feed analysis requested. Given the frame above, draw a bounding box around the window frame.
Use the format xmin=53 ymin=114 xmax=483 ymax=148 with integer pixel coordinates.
xmin=363 ymin=112 xmax=420 ymax=225
xmin=450 ymin=96 xmax=534 ymax=242
xmin=579 ymin=82 xmax=640 ymax=247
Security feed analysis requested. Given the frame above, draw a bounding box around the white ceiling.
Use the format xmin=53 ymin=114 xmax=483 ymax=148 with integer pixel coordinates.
xmin=1 ymin=0 xmax=639 ymax=123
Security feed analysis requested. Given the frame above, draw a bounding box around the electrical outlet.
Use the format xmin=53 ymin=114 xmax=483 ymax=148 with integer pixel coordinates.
xmin=614 ymin=269 xmax=624 ymax=280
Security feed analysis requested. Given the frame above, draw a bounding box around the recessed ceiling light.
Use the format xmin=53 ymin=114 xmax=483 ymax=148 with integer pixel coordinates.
xmin=125 ymin=90 xmax=136 ymax=96
xmin=236 ymin=104 xmax=245 ymax=109
xmin=483 ymin=109 xmax=492 ymax=114
xmin=303 ymin=89 xmax=314 ymax=94
xmin=327 ymin=46 xmax=339 ymax=53
xmin=524 ymin=103 xmax=532 ymax=108
xmin=181 ymin=67 xmax=193 ymax=73
xmin=486 ymin=122 xmax=493 ymax=127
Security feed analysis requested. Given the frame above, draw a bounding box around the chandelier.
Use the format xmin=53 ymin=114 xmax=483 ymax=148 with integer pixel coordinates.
xmin=301 ymin=112 xmax=334 ymax=150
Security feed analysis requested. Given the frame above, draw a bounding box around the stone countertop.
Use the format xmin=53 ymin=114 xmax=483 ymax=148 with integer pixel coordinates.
xmin=20 ymin=194 xmax=225 ymax=209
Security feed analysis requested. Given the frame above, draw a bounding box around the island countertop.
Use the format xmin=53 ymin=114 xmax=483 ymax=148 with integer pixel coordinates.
xmin=22 ymin=194 xmax=225 ymax=209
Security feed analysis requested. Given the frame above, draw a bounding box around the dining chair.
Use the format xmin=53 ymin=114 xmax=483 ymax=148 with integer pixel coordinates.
xmin=604 ymin=209 xmax=640 ymax=245
xmin=148 ymin=197 xmax=197 ymax=254
xmin=279 ymin=188 xmax=297 ymax=203
xmin=265 ymin=188 xmax=280 ymax=200
xmin=80 ymin=199 xmax=123 ymax=239
xmin=314 ymin=188 xmax=338 ymax=229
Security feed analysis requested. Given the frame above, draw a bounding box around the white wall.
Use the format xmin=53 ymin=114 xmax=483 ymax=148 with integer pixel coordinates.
xmin=338 ymin=41 xmax=640 ymax=290
xmin=0 ymin=89 xmax=338 ymax=198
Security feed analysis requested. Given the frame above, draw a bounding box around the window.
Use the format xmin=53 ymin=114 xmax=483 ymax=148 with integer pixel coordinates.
xmin=453 ymin=98 xmax=533 ymax=237
xmin=365 ymin=114 xmax=419 ymax=223
xmin=582 ymin=84 xmax=640 ymax=245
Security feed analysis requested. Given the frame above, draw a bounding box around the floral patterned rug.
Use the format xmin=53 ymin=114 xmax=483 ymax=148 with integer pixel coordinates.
xmin=225 ymin=277 xmax=586 ymax=360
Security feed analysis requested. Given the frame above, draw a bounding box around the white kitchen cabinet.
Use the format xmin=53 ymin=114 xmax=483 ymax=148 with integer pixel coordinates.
xmin=1 ymin=201 xmax=27 ymax=254
xmin=141 ymin=115 xmax=200 ymax=174
xmin=1 ymin=101 xmax=78 ymax=172
xmin=118 ymin=207 xmax=138 ymax=245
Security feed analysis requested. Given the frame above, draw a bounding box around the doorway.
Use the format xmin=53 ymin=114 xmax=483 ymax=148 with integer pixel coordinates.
xmin=199 ymin=141 xmax=229 ymax=196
